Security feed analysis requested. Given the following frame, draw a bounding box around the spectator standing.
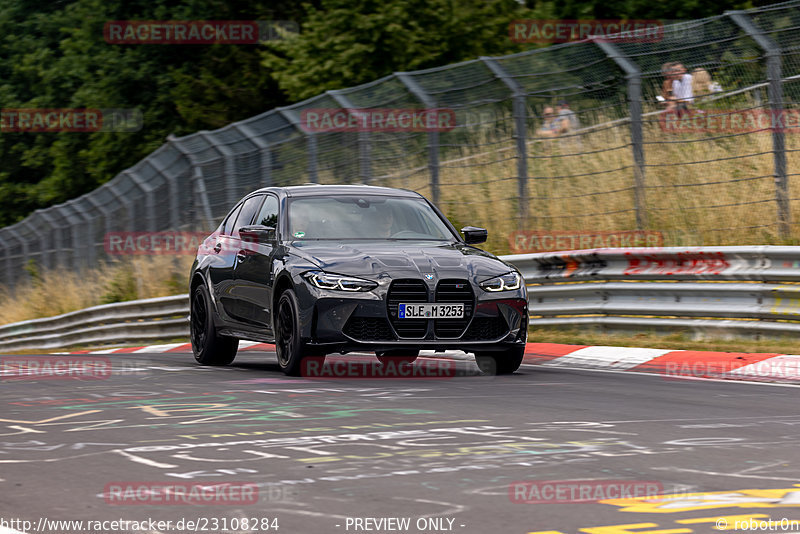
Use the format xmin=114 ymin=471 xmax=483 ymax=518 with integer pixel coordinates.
xmin=660 ymin=62 xmax=677 ymax=111
xmin=556 ymin=100 xmax=580 ymax=132
xmin=536 ymin=106 xmax=561 ymax=137
xmin=671 ymin=63 xmax=693 ymax=115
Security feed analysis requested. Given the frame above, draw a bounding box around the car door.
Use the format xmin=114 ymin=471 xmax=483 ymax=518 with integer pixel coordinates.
xmin=207 ymin=202 xmax=242 ymax=323
xmin=222 ymin=194 xmax=265 ymax=323
xmin=232 ymin=194 xmax=280 ymax=333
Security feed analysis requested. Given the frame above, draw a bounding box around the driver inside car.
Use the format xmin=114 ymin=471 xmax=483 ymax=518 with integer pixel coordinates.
xmin=364 ymin=207 xmax=394 ymax=238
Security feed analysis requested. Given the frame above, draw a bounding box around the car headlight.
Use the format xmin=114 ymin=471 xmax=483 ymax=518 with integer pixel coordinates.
xmin=304 ymin=271 xmax=378 ymax=292
xmin=479 ymin=271 xmax=522 ymax=292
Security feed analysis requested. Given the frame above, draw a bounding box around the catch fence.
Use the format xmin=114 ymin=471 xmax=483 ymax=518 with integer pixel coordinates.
xmin=2 ymin=1 xmax=800 ymax=287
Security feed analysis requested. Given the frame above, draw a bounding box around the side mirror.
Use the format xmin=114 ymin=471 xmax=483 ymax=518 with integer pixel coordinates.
xmin=461 ymin=226 xmax=488 ymax=244
xmin=239 ymin=225 xmax=276 ymax=244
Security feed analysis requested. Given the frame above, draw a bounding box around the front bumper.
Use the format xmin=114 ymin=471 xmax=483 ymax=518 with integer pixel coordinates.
xmin=296 ymin=277 xmax=527 ymax=353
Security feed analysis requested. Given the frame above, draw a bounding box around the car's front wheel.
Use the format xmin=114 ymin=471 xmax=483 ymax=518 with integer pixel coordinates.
xmin=475 ymin=346 xmax=525 ymax=375
xmin=275 ymin=289 xmax=324 ymax=376
xmin=190 ymin=284 xmax=238 ymax=366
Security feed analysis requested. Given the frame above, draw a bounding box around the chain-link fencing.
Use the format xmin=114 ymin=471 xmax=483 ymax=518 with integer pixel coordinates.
xmin=2 ymin=1 xmax=800 ymax=288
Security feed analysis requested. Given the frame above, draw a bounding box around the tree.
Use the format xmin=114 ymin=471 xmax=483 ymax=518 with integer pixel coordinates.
xmin=262 ymin=0 xmax=534 ymax=102
xmin=0 ymin=0 xmax=311 ymax=226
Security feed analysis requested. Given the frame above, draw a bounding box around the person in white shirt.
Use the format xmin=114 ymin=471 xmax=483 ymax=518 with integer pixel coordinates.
xmin=671 ymin=64 xmax=693 ymax=115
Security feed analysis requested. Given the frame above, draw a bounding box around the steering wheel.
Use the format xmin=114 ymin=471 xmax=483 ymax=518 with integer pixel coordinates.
xmin=390 ymin=230 xmax=421 ymax=238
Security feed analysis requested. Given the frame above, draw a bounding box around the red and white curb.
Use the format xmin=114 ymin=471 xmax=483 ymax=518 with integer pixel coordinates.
xmin=523 ymin=343 xmax=800 ymax=383
xmin=56 ymin=341 xmax=800 ymax=384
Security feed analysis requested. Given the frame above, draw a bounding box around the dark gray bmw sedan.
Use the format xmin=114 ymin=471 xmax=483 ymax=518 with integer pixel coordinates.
xmin=189 ymin=184 xmax=527 ymax=376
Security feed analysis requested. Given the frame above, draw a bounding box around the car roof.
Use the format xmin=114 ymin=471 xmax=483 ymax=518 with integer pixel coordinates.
xmin=252 ymin=184 xmax=423 ymax=199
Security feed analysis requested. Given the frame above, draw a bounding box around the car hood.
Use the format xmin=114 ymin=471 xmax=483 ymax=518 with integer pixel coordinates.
xmin=289 ymin=240 xmax=513 ymax=281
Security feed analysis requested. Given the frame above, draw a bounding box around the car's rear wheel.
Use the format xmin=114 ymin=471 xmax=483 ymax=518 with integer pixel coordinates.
xmin=275 ymin=288 xmax=324 ymax=376
xmin=376 ymin=350 xmax=419 ymax=365
xmin=191 ymin=284 xmax=238 ymax=366
xmin=475 ymin=346 xmax=524 ymax=375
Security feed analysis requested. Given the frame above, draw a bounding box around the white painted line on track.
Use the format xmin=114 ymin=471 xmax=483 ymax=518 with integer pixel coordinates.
xmin=538 ymin=346 xmax=676 ymax=370
xmin=132 ymin=342 xmax=188 ymax=353
xmin=522 ymin=362 xmax=800 ymax=388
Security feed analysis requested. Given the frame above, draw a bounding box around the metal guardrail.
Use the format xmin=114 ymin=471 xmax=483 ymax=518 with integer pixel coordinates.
xmin=0 ymin=295 xmax=189 ymax=352
xmin=512 ymin=246 xmax=800 ymax=337
xmin=0 ymin=246 xmax=798 ymax=352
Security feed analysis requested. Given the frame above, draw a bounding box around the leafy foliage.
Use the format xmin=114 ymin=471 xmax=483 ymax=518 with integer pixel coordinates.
xmin=0 ymin=0 xmax=766 ymax=225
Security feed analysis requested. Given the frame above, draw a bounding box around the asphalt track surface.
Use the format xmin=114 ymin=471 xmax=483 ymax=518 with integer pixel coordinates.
xmin=1 ymin=349 xmax=800 ymax=534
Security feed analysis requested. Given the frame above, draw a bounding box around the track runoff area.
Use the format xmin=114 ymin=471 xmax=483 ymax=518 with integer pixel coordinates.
xmin=1 ymin=341 xmax=800 ymax=534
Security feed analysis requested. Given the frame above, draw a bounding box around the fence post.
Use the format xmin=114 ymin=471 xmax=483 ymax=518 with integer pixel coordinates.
xmin=0 ymin=232 xmax=9 ymax=287
xmin=233 ymin=122 xmax=273 ymax=187
xmin=481 ymin=57 xmax=529 ymax=228
xmin=169 ymin=136 xmax=217 ymax=230
xmin=124 ymin=170 xmax=158 ymax=233
xmin=21 ymin=216 xmax=48 ymax=272
xmin=328 ymin=90 xmax=372 ymax=184
xmin=594 ymin=39 xmax=648 ymax=230
xmin=56 ymin=203 xmax=86 ymax=271
xmin=37 ymin=209 xmax=67 ymax=270
xmin=396 ymin=72 xmax=440 ymax=205
xmin=83 ymin=194 xmax=112 ymax=262
xmin=68 ymin=199 xmax=96 ymax=269
xmin=7 ymin=226 xmax=29 ymax=281
xmin=148 ymin=150 xmax=182 ymax=230
xmin=278 ymin=108 xmax=317 ymax=183
xmin=198 ymin=132 xmax=238 ymax=207
xmin=728 ymin=11 xmax=790 ymax=239
xmin=106 ymin=180 xmax=138 ymax=240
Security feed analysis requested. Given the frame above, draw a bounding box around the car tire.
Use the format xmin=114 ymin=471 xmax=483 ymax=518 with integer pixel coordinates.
xmin=376 ymin=350 xmax=419 ymax=365
xmin=475 ymin=346 xmax=524 ymax=375
xmin=275 ymin=288 xmax=324 ymax=376
xmin=190 ymin=284 xmax=238 ymax=366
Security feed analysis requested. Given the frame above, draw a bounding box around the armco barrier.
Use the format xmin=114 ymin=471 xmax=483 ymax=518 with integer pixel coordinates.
xmin=0 ymin=294 xmax=189 ymax=352
xmin=515 ymin=246 xmax=800 ymax=337
xmin=0 ymin=247 xmax=798 ymax=352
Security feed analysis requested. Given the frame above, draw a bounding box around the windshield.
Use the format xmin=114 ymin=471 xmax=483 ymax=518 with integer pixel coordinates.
xmin=287 ymin=195 xmax=456 ymax=240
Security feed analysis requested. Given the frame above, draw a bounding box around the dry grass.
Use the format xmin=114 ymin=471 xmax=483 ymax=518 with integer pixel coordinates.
xmin=0 ymin=255 xmax=194 ymax=325
xmin=361 ymin=116 xmax=800 ymax=255
xmin=3 ymin=109 xmax=799 ymax=327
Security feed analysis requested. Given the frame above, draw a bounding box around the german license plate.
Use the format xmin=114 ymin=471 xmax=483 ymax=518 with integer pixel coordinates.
xmin=398 ymin=303 xmax=464 ymax=319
